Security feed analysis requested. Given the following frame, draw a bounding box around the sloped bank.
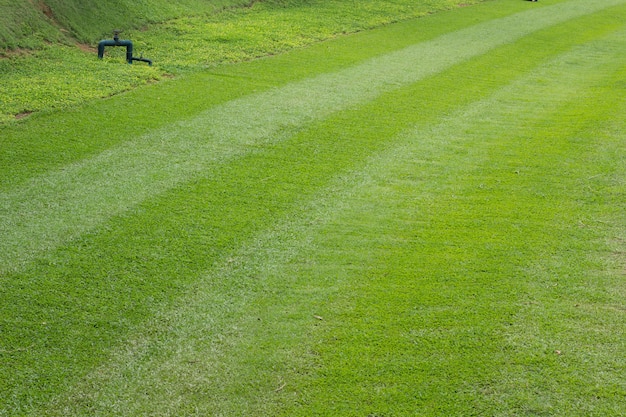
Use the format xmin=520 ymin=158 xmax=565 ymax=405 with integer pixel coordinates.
xmin=0 ymin=0 xmax=484 ymax=124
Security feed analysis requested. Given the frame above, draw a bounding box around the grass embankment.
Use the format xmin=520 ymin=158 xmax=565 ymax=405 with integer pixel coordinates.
xmin=1 ymin=0 xmax=625 ymax=415
xmin=0 ymin=0 xmax=250 ymax=49
xmin=0 ymin=0 xmax=254 ymax=123
xmin=0 ymin=0 xmax=483 ymax=124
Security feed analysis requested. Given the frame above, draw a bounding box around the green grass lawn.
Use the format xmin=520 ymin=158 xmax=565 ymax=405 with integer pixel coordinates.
xmin=1 ymin=0 xmax=625 ymax=415
xmin=0 ymin=0 xmax=484 ymax=124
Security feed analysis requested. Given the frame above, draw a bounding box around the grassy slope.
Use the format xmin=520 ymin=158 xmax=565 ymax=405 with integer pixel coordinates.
xmin=0 ymin=0 xmax=249 ymax=48
xmin=0 ymin=0 xmax=62 ymax=49
xmin=1 ymin=0 xmax=625 ymax=415
xmin=0 ymin=0 xmax=483 ymax=123
xmin=42 ymin=0 xmax=257 ymax=43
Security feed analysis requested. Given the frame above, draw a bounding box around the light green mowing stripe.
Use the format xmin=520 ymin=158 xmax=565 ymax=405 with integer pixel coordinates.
xmin=37 ymin=25 xmax=626 ymax=416
xmin=6 ymin=7 xmax=624 ymax=412
xmin=1 ymin=0 xmax=623 ymax=274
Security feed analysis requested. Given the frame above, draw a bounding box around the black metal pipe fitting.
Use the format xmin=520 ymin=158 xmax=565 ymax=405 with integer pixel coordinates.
xmin=98 ymin=38 xmax=133 ymax=64
xmin=97 ymin=30 xmax=152 ymax=65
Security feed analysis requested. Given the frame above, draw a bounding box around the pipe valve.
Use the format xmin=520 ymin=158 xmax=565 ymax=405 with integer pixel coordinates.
xmin=97 ymin=30 xmax=152 ymax=66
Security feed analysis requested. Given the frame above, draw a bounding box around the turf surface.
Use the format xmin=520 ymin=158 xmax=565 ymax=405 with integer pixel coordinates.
xmin=1 ymin=0 xmax=625 ymax=415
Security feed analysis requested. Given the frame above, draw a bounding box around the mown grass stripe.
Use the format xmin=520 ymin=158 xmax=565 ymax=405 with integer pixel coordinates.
xmin=34 ymin=22 xmax=626 ymax=416
xmin=273 ymin=27 xmax=626 ymax=416
xmin=0 ymin=0 xmax=507 ymax=179
xmin=1 ymin=0 xmax=622 ymax=274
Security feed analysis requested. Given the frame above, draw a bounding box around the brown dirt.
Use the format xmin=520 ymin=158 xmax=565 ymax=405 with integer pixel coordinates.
xmin=76 ymin=42 xmax=97 ymax=53
xmin=15 ymin=111 xmax=33 ymax=120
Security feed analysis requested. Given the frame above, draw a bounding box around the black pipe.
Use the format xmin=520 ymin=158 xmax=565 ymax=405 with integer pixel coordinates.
xmin=98 ymin=39 xmax=133 ymax=64
xmin=131 ymin=56 xmax=153 ymax=66
xmin=97 ymin=31 xmax=152 ymax=65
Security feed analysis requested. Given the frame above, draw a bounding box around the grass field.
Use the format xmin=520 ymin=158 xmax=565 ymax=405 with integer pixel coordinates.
xmin=0 ymin=0 xmax=483 ymax=124
xmin=1 ymin=0 xmax=625 ymax=415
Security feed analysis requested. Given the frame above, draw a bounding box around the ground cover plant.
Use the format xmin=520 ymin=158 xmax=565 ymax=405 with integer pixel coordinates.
xmin=1 ymin=0 xmax=625 ymax=415
xmin=0 ymin=0 xmax=484 ymax=124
